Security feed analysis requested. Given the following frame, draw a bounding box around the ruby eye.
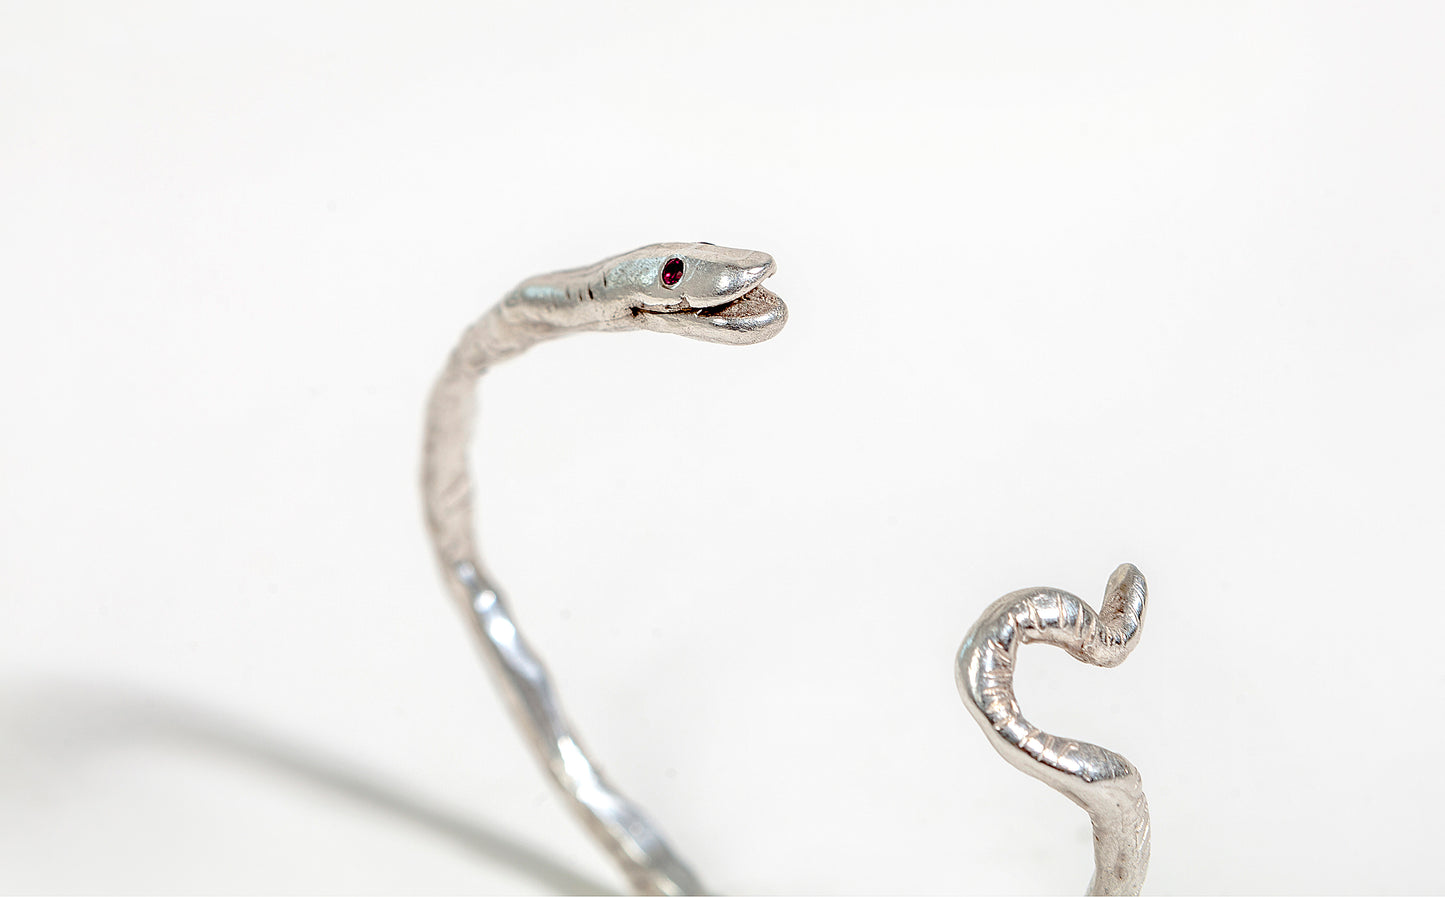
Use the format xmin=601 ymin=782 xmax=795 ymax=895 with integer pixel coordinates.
xmin=660 ymin=257 xmax=684 ymax=288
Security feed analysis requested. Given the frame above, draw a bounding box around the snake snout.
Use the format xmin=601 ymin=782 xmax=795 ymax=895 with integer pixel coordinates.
xmin=683 ymin=253 xmax=776 ymax=309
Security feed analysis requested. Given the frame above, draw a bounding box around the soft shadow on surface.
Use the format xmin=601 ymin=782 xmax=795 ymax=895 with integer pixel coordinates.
xmin=0 ymin=680 xmax=619 ymax=896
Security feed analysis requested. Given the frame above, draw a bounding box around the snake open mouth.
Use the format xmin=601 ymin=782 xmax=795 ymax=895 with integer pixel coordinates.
xmin=633 ymin=282 xmax=787 ymax=345
xmin=694 ymin=284 xmax=782 ymax=321
xmin=638 ymin=284 xmax=783 ymax=323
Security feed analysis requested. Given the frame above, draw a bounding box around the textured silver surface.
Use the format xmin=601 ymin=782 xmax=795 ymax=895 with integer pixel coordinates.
xmin=956 ymin=564 xmax=1151 ymax=895
xmin=421 ymin=244 xmax=786 ymax=896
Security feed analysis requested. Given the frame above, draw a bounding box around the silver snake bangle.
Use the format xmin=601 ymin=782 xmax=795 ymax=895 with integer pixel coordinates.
xmin=421 ymin=244 xmax=1151 ymax=894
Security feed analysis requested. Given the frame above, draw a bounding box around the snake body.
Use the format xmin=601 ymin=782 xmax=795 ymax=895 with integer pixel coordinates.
xmin=956 ymin=563 xmax=1151 ymax=895
xmin=422 ymin=243 xmax=786 ymax=896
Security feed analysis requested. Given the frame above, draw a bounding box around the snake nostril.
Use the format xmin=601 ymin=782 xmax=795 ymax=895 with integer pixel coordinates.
xmin=660 ymin=257 xmax=684 ymax=288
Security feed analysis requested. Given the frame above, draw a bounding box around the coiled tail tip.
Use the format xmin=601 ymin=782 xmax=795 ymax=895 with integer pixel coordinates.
xmin=1105 ymin=563 xmax=1146 ymax=615
xmin=1095 ymin=563 xmax=1147 ymax=668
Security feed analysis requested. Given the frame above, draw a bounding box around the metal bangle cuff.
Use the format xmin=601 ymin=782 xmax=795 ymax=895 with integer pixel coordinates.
xmin=420 ymin=244 xmax=1151 ymax=895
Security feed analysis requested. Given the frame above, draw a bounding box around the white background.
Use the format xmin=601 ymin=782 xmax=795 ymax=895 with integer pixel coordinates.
xmin=2 ymin=3 xmax=1443 ymax=894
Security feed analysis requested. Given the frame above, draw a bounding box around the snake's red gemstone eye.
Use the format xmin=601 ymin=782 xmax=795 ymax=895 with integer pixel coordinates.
xmin=660 ymin=257 xmax=684 ymax=288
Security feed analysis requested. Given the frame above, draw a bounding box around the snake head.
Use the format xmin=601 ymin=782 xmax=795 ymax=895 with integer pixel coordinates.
xmin=614 ymin=242 xmax=788 ymax=345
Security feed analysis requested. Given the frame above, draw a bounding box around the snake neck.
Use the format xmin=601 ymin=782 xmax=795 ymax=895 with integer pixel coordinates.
xmin=451 ymin=267 xmax=622 ymax=374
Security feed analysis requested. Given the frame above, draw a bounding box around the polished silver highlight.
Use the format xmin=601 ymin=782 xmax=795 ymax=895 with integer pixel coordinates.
xmin=422 ymin=243 xmax=786 ymax=896
xmin=956 ymin=564 xmax=1151 ymax=895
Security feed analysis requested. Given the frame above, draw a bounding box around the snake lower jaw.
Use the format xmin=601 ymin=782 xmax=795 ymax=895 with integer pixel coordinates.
xmin=634 ymin=284 xmax=787 ymax=345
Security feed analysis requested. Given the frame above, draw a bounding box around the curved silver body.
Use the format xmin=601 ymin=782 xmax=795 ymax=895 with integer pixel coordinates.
xmin=422 ymin=244 xmax=786 ymax=895
xmin=956 ymin=564 xmax=1151 ymax=895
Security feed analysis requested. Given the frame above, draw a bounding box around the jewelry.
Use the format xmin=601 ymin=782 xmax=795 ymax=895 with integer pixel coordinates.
xmin=420 ymin=244 xmax=1151 ymax=895
xmin=957 ymin=564 xmax=1152 ymax=895
xmin=421 ymin=243 xmax=786 ymax=895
